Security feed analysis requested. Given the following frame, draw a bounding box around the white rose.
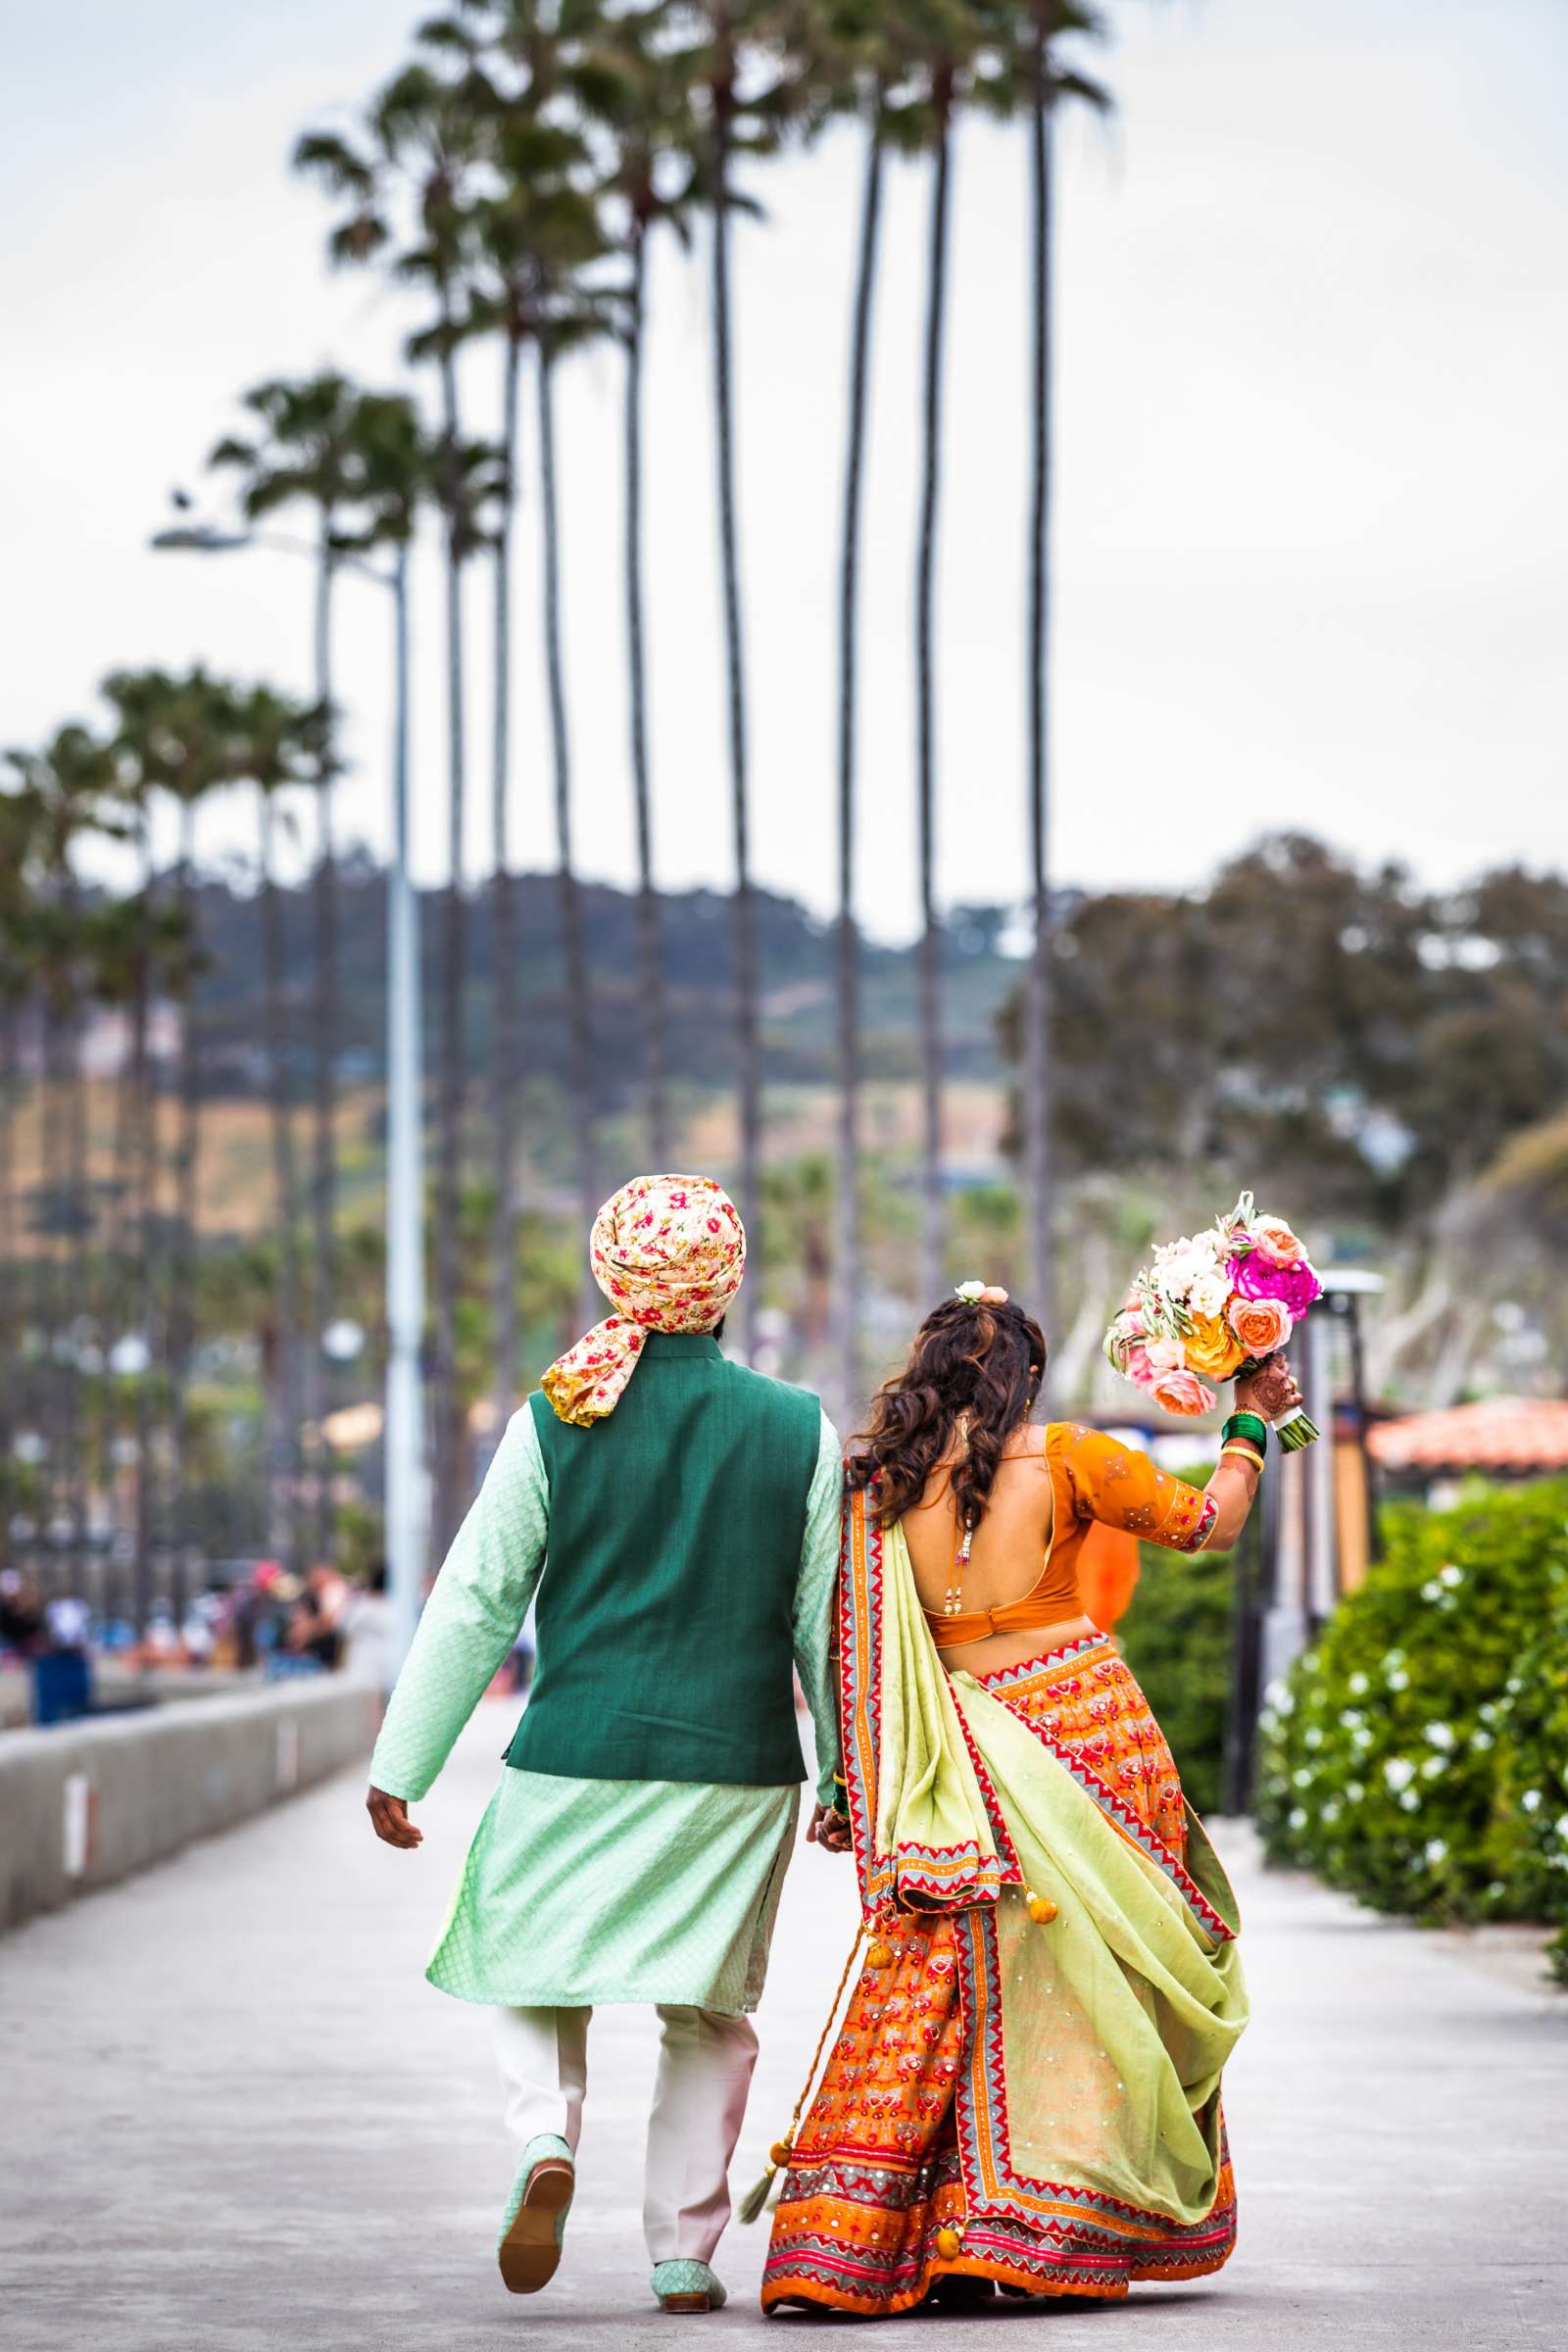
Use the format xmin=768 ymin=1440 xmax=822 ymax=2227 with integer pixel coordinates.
xmin=1189 ymin=1268 xmax=1233 ymax=1318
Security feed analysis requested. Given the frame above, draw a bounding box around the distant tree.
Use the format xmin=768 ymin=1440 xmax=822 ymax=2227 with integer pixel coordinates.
xmin=298 ymin=65 xmax=494 ymax=1547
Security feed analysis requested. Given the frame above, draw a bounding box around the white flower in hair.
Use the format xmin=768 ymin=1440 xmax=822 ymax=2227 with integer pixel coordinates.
xmin=955 ymin=1279 xmax=988 ymax=1303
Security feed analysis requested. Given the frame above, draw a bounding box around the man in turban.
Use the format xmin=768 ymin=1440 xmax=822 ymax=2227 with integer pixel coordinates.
xmin=365 ymin=1176 xmax=848 ymax=2315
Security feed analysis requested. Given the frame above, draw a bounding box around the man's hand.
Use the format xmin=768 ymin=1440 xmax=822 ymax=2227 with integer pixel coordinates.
xmin=367 ymin=1787 xmax=422 ymax=1849
xmin=808 ymin=1802 xmax=852 ymax=1853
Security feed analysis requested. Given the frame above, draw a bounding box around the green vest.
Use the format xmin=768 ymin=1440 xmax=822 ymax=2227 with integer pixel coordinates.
xmin=506 ymin=1333 xmax=823 ymax=1787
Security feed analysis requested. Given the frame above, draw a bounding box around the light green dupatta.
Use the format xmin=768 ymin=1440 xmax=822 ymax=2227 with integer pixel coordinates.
xmin=868 ymin=1516 xmax=1250 ymax=2230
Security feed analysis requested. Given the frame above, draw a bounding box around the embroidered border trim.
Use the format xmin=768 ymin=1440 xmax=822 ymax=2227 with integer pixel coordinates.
xmin=953 ymin=1903 xmax=1237 ymax=2254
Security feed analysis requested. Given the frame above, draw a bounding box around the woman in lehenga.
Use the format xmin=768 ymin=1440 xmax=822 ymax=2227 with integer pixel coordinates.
xmin=762 ymin=1288 xmax=1300 ymax=2317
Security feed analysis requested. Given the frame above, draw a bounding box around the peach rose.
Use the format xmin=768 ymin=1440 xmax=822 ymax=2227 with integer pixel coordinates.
xmin=1151 ymin=1366 xmax=1218 ymax=1417
xmin=1182 ymin=1312 xmax=1250 ymax=1381
xmin=1250 ymin=1215 xmax=1305 ymax=1267
xmin=1145 ymin=1335 xmax=1188 ymax=1373
xmin=1227 ymin=1293 xmax=1293 ymax=1356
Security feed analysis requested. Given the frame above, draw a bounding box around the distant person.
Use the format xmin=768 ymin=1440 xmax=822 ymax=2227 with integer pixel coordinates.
xmin=286 ymin=1564 xmax=349 ymax=1671
xmin=0 ymin=1569 xmax=46 ymax=1660
xmin=364 ymin=1175 xmax=848 ymax=2315
xmin=341 ymin=1557 xmax=394 ymax=1702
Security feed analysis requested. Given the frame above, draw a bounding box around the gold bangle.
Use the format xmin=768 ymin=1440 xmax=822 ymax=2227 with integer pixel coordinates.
xmin=1221 ymin=1442 xmax=1264 ymax=1472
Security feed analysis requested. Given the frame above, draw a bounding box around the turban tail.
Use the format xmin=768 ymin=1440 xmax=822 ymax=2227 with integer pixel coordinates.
xmin=540 ymin=1173 xmax=747 ymax=1427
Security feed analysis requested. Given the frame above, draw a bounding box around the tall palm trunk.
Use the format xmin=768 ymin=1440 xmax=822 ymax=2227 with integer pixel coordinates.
xmin=307 ymin=538 xmax=338 ymax=1558
xmin=0 ymin=1000 xmax=17 ymax=1472
xmin=168 ymin=805 xmax=201 ymax=1628
xmin=537 ymin=345 xmax=599 ymax=1311
xmin=1024 ymin=35 xmax=1056 ymax=1364
xmin=833 ymin=97 xmax=886 ymax=1425
xmin=490 ymin=329 xmax=522 ymax=1446
xmin=624 ymin=221 xmax=669 ymax=1168
xmin=433 ymin=341 xmax=469 ymax=1549
xmin=128 ymin=835 xmax=158 ymax=1636
xmin=915 ymin=74 xmax=956 ymax=1305
xmin=258 ymin=789 xmax=307 ymax=1574
xmin=709 ymin=53 xmax=760 ymax=1358
xmin=62 ymin=897 xmax=91 ymax=1582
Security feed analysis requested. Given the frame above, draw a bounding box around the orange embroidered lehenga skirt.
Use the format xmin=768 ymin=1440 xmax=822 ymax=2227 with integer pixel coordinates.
xmin=762 ymin=1497 xmax=1245 ymax=2318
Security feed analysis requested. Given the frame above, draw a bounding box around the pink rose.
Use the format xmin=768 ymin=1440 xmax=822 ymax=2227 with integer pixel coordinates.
xmin=1145 ymin=1336 xmax=1188 ymax=1373
xmin=1226 ymin=1294 xmax=1293 ymax=1356
xmin=1250 ymin=1215 xmax=1305 ymax=1267
xmin=1151 ymin=1366 xmax=1218 ymax=1417
xmin=1119 ymin=1305 xmax=1147 ymax=1339
xmin=1231 ymin=1252 xmax=1322 ymax=1318
xmin=1121 ymin=1341 xmax=1156 ymax=1388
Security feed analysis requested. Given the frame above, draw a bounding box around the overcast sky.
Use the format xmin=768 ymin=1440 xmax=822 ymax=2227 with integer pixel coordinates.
xmin=5 ymin=0 xmax=1565 ymax=940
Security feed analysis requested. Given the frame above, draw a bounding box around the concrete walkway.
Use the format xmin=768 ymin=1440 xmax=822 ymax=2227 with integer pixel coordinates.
xmin=4 ymin=1700 xmax=1565 ymax=2351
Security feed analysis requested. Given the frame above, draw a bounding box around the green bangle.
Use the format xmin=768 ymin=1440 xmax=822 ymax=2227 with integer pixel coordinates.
xmin=1223 ymin=1411 xmax=1267 ymax=1450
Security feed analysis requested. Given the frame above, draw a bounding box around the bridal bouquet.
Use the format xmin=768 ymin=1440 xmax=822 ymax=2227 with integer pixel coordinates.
xmin=1103 ymin=1192 xmax=1322 ymax=1450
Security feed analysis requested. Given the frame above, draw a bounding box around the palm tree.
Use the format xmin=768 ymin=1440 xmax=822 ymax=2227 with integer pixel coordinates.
xmin=906 ymin=6 xmax=976 ymax=1308
xmin=103 ymin=668 xmax=250 ymax=1613
xmin=208 ymin=374 xmax=361 ymax=1550
xmin=3 ymin=732 xmax=122 ymax=1550
xmin=688 ymin=0 xmax=780 ymax=1361
xmin=576 ymin=2 xmax=703 ymax=1170
xmin=235 ymin=684 xmax=326 ymax=1572
xmin=782 ymin=0 xmax=918 ymax=1416
xmin=432 ymin=1 xmax=615 ymax=1406
xmin=298 ymin=63 xmax=486 ymax=1548
xmin=1015 ymin=4 xmax=1107 ymax=1353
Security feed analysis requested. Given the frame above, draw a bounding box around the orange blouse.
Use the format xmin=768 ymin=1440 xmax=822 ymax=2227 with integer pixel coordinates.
xmin=923 ymin=1422 xmax=1217 ymax=1649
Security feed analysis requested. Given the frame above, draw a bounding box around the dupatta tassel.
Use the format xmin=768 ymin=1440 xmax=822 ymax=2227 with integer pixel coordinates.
xmin=740 ymin=1916 xmax=868 ymax=2224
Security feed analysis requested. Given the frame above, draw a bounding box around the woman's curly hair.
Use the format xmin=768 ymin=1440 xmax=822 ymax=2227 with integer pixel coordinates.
xmin=849 ymin=1296 xmax=1047 ymax=1530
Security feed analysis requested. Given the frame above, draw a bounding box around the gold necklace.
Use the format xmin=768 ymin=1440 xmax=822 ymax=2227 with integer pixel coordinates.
xmin=942 ymin=1415 xmax=976 ymax=1619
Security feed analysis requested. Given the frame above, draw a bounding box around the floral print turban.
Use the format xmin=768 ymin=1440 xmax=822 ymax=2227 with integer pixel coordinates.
xmin=540 ymin=1173 xmax=748 ymax=1426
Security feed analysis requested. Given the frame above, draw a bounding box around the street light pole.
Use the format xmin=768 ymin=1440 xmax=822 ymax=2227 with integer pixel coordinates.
xmin=383 ymin=545 xmax=425 ymax=1674
xmin=150 ymin=518 xmax=428 ymax=1668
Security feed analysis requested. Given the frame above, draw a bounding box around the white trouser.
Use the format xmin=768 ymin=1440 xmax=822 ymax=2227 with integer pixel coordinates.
xmin=493 ymin=2003 xmax=760 ymax=2266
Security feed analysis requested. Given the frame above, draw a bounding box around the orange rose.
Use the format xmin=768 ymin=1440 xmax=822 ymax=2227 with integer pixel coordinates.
xmin=1151 ymin=1366 xmax=1218 ymax=1417
xmin=1181 ymin=1311 xmax=1250 ymax=1381
xmin=1226 ymin=1294 xmax=1293 ymax=1357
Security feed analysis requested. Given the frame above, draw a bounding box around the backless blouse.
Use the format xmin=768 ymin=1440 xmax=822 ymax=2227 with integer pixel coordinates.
xmin=922 ymin=1422 xmax=1218 ymax=1649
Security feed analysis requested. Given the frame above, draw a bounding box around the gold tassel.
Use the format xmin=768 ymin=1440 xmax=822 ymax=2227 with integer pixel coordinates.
xmin=739 ymin=1917 xmax=869 ymax=2224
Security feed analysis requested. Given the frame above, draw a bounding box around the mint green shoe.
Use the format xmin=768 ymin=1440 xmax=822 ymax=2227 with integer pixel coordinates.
xmin=497 ymin=2134 xmax=574 ymax=2295
xmin=651 ymin=2259 xmax=727 ymax=2313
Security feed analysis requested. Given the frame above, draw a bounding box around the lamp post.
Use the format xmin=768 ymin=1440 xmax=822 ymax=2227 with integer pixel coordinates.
xmin=151 ymin=522 xmax=426 ymax=1673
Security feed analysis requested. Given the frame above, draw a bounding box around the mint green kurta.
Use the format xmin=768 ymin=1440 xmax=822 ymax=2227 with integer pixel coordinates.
xmin=369 ymin=1398 xmax=843 ymax=2013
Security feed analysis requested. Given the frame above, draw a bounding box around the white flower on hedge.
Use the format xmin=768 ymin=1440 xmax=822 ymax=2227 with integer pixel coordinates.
xmin=1422 ymin=1755 xmax=1446 ymax=1779
xmin=1352 ymin=1727 xmax=1374 ymax=1752
xmin=1522 ymin=1789 xmax=1544 ymax=1814
xmin=1555 ymin=1816 xmax=1568 ymax=1845
xmin=1347 ymin=1781 xmax=1366 ymax=1803
xmin=1321 ymin=1800 xmax=1342 ymax=1825
xmin=1292 ymin=1767 xmax=1315 ymax=1789
xmin=1384 ymin=1649 xmax=1405 ymax=1671
xmin=1439 ymin=1564 xmax=1464 ymax=1589
xmin=1472 ymin=1730 xmax=1493 ymax=1751
xmin=1384 ymin=1758 xmax=1416 ymax=1791
xmin=1264 ymin=1680 xmax=1292 ymax=1715
xmin=1399 ymin=1790 xmax=1422 ymax=1812
xmin=1425 ymin=1723 xmax=1455 ymax=1749
xmin=1419 ymin=1581 xmax=1443 ymax=1602
xmin=1288 ymin=1806 xmax=1308 ymax=1831
xmin=1338 ymin=1709 xmax=1362 ymax=1730
xmin=1303 ymin=1726 xmax=1323 ymax=1749
xmin=1424 ymin=1838 xmax=1447 ymax=1866
xmin=1348 ymin=1673 xmax=1370 ymax=1697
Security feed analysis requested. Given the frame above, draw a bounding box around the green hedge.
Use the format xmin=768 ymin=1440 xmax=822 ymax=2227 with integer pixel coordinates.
xmin=1255 ymin=1477 xmax=1568 ymax=1943
xmin=1119 ymin=1464 xmax=1233 ymax=1819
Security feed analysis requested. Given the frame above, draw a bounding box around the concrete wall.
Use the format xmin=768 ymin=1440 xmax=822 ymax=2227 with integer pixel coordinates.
xmin=0 ymin=1678 xmax=379 ymax=1933
xmin=0 ymin=1662 xmax=261 ymax=1733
